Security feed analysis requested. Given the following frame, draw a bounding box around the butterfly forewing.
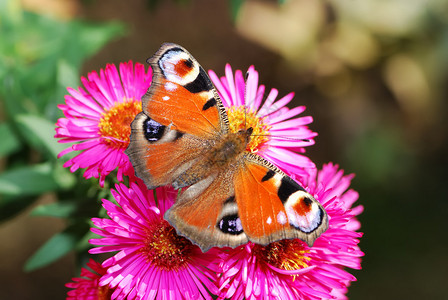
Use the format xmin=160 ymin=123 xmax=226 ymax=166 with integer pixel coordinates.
xmin=126 ymin=43 xmax=229 ymax=188
xmin=143 ymin=43 xmax=228 ymax=137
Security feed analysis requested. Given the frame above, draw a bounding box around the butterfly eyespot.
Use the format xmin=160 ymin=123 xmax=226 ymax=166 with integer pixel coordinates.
xmin=143 ymin=117 xmax=166 ymax=142
xmin=283 ymin=191 xmax=324 ymax=233
xmin=289 ymin=207 xmax=323 ymax=233
xmin=217 ymin=214 xmax=244 ymax=235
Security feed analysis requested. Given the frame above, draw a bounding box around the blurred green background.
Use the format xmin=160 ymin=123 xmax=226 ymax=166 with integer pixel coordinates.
xmin=1 ymin=0 xmax=447 ymax=299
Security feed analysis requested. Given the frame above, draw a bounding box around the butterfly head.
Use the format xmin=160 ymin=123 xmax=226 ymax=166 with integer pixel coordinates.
xmin=236 ymin=126 xmax=253 ymax=145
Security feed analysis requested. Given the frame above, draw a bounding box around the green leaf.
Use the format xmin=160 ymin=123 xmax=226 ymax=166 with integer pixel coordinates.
xmin=0 ymin=163 xmax=58 ymax=196
xmin=24 ymin=222 xmax=90 ymax=272
xmin=14 ymin=114 xmax=66 ymax=158
xmin=30 ymin=201 xmax=78 ymax=218
xmin=230 ymin=0 xmax=245 ymax=22
xmin=278 ymin=0 xmax=287 ymax=4
xmin=0 ymin=122 xmax=21 ymax=157
xmin=0 ymin=6 xmax=125 ymax=120
xmin=55 ymin=58 xmax=79 ymax=98
xmin=52 ymin=163 xmax=77 ymax=190
xmin=73 ymin=21 xmax=125 ymax=61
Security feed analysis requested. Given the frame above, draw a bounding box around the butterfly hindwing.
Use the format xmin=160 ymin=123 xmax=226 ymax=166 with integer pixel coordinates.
xmin=234 ymin=154 xmax=328 ymax=247
xmin=164 ymin=170 xmax=249 ymax=252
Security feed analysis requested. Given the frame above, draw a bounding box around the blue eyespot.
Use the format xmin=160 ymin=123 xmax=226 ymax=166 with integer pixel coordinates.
xmin=143 ymin=117 xmax=165 ymax=142
xmin=218 ymin=214 xmax=243 ymax=235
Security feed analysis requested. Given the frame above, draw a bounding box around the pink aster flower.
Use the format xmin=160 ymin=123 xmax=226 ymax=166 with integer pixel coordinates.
xmin=218 ymin=163 xmax=364 ymax=300
xmin=55 ymin=61 xmax=152 ymax=186
xmin=66 ymin=259 xmax=113 ymax=299
xmin=209 ymin=65 xmax=317 ymax=175
xmin=89 ymin=180 xmax=221 ymax=300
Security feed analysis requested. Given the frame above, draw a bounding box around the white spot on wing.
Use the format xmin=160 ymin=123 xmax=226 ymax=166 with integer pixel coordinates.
xmin=277 ymin=211 xmax=287 ymax=225
xmin=165 ymin=82 xmax=177 ymax=92
xmin=266 ymin=216 xmax=272 ymax=224
xmin=235 ymin=218 xmax=243 ymax=232
xmin=162 ymin=96 xmax=170 ymax=101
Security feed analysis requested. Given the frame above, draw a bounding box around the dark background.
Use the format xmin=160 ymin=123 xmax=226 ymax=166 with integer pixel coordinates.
xmin=1 ymin=0 xmax=447 ymax=299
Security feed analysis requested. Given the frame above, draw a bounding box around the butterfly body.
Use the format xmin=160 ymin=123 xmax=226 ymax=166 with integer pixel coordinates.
xmin=126 ymin=43 xmax=328 ymax=252
xmin=206 ymin=128 xmax=252 ymax=166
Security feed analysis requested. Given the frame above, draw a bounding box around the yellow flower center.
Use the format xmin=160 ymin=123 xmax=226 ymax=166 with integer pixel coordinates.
xmin=98 ymin=99 xmax=142 ymax=149
xmin=254 ymin=240 xmax=310 ymax=279
xmin=140 ymin=219 xmax=194 ymax=271
xmin=226 ymin=106 xmax=271 ymax=153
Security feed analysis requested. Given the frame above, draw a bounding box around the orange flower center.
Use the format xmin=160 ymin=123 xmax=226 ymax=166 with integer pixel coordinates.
xmin=226 ymin=106 xmax=271 ymax=153
xmin=98 ymin=99 xmax=142 ymax=149
xmin=140 ymin=219 xmax=194 ymax=271
xmin=254 ymin=240 xmax=310 ymax=278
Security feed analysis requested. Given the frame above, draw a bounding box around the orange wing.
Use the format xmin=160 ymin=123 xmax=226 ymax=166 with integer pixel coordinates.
xmin=126 ymin=112 xmax=208 ymax=188
xmin=143 ymin=43 xmax=228 ymax=138
xmin=234 ymin=154 xmax=328 ymax=247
